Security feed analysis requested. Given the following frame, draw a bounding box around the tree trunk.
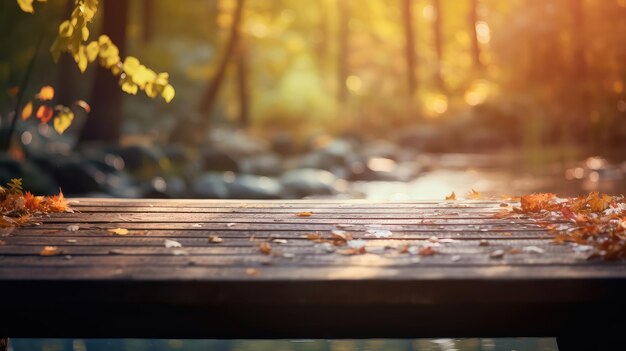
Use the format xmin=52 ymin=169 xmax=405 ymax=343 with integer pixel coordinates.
xmin=236 ymin=39 xmax=250 ymax=127
xmin=433 ymin=0 xmax=445 ymax=91
xmin=198 ymin=0 xmax=245 ymax=116
xmin=315 ymin=0 xmax=330 ymax=75
xmin=79 ymin=0 xmax=129 ymax=143
xmin=142 ymin=0 xmax=155 ymax=44
xmin=468 ymin=0 xmax=482 ymax=69
xmin=402 ymin=0 xmax=417 ymax=97
xmin=337 ymin=0 xmax=349 ymax=103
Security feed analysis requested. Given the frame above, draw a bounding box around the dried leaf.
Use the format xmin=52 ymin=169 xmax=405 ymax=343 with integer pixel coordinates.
xmin=306 ymin=233 xmax=323 ymax=241
xmin=164 ymin=239 xmax=182 ymax=248
xmin=40 ymin=246 xmax=61 ymax=256
xmin=490 ymin=249 xmax=505 ymax=259
xmin=445 ymin=191 xmax=457 ymax=201
xmin=523 ymin=246 xmax=545 ymax=254
xmin=337 ymin=246 xmax=366 ymax=255
xmin=467 ymin=189 xmax=481 ymax=200
xmin=418 ymin=246 xmax=437 ymax=256
xmin=66 ymin=224 xmax=79 ymax=232
xmin=296 ymin=211 xmax=313 ymax=217
xmin=108 ymin=228 xmax=129 ymax=235
xmin=245 ymin=267 xmax=258 ymax=276
xmin=259 ymin=242 xmax=272 ymax=255
xmin=208 ymin=235 xmax=223 ymax=243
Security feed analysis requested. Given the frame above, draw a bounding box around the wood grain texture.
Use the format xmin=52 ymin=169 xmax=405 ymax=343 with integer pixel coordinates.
xmin=1 ymin=199 xmax=625 ymax=339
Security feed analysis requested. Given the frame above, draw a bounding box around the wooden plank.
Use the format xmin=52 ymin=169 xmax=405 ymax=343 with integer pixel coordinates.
xmin=0 ymin=199 xmax=625 ymax=340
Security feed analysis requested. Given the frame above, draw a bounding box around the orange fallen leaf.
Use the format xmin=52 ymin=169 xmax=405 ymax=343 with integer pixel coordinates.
xmin=259 ymin=242 xmax=272 ymax=255
xmin=467 ymin=189 xmax=481 ymax=200
xmin=40 ymin=246 xmax=61 ymax=256
xmin=445 ymin=191 xmax=456 ymax=201
xmin=418 ymin=246 xmax=437 ymax=256
xmin=306 ymin=233 xmax=322 ymax=241
xmin=208 ymin=234 xmax=223 ymax=243
xmin=245 ymin=267 xmax=258 ymax=276
xmin=108 ymin=228 xmax=129 ymax=235
xmin=338 ymin=246 xmax=366 ymax=255
xmin=296 ymin=211 xmax=313 ymax=217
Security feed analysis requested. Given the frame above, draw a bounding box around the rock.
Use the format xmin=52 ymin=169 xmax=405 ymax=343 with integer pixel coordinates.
xmin=359 ymin=140 xmax=399 ymax=160
xmin=271 ymin=132 xmax=296 ymax=156
xmin=31 ymin=152 xmax=139 ymax=197
xmin=110 ymin=145 xmax=170 ymax=180
xmin=192 ymin=172 xmax=283 ymax=199
xmin=192 ymin=173 xmax=230 ymax=199
xmin=225 ymin=174 xmax=283 ymax=199
xmin=205 ymin=129 xmax=268 ymax=158
xmin=280 ymin=168 xmax=338 ymax=198
xmin=348 ymin=158 xmax=421 ymax=182
xmin=201 ymin=149 xmax=240 ymax=172
xmin=240 ymin=153 xmax=284 ymax=176
xmin=162 ymin=144 xmax=189 ymax=169
xmin=396 ymin=126 xmax=450 ymax=153
xmin=46 ymin=159 xmax=104 ymax=195
xmin=142 ymin=176 xmax=188 ymax=198
xmin=0 ymin=155 xmax=58 ymax=195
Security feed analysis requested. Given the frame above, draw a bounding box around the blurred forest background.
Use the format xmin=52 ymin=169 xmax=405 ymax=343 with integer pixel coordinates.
xmin=2 ymin=0 xmax=626 ymax=200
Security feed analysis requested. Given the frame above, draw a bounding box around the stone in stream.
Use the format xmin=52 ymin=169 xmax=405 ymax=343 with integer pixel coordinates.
xmin=280 ymin=168 xmax=338 ymax=198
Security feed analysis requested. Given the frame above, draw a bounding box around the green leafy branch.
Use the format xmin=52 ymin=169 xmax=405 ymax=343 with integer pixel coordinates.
xmin=18 ymin=0 xmax=175 ymax=103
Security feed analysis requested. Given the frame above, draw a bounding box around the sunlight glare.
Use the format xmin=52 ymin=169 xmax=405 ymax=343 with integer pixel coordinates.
xmin=346 ymin=75 xmax=363 ymax=93
xmin=476 ymin=21 xmax=491 ymax=44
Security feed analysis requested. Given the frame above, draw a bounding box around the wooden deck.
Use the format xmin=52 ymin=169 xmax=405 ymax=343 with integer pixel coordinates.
xmin=1 ymin=199 xmax=625 ymax=341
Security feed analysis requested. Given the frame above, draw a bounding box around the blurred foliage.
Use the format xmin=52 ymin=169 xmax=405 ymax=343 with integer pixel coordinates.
xmin=3 ymin=0 xmax=626 ymax=149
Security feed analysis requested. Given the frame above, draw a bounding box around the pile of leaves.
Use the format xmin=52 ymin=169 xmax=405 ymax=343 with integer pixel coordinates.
xmin=0 ymin=179 xmax=71 ymax=228
xmin=501 ymin=192 xmax=626 ymax=260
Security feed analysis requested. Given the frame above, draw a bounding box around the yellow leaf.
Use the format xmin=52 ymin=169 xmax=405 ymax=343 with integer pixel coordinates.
xmin=53 ymin=108 xmax=74 ymax=134
xmin=162 ymin=84 xmax=175 ymax=103
xmin=121 ymin=81 xmax=138 ymax=95
xmin=123 ymin=56 xmax=140 ymax=75
xmin=17 ymin=0 xmax=34 ymax=13
xmin=467 ymin=189 xmax=481 ymax=200
xmin=108 ymin=228 xmax=129 ymax=235
xmin=82 ymin=26 xmax=89 ymax=41
xmin=36 ymin=86 xmax=55 ymax=101
xmin=74 ymin=46 xmax=88 ymax=73
xmin=58 ymin=20 xmax=73 ymax=38
xmin=21 ymin=102 xmax=33 ymax=120
xmin=85 ymin=41 xmax=99 ymax=62
xmin=40 ymin=246 xmax=61 ymax=256
xmin=445 ymin=191 xmax=456 ymax=201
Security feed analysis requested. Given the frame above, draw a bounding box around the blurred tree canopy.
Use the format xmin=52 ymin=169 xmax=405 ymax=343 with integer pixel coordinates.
xmin=2 ymin=0 xmax=626 ymax=150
